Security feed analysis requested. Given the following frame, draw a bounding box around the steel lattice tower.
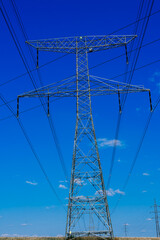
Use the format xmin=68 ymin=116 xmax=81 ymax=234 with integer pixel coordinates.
xmin=18 ymin=35 xmax=152 ymax=239
xmin=151 ymin=199 xmax=160 ymax=237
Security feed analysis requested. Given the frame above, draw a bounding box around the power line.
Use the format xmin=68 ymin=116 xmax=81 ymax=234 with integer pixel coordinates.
xmin=0 ymin=53 xmax=69 ymax=88
xmin=111 ymin=1 xmax=156 ymax=211
xmin=10 ymin=2 xmax=157 ymax=194
xmin=122 ymin=0 xmax=155 ymax=108
xmin=0 ymin=93 xmax=66 ymax=210
xmin=111 ymin=91 xmax=160 ymax=215
xmin=126 ymin=0 xmax=145 ymax=64
xmin=9 ymin=0 xmax=69 ymax=185
xmin=106 ymin=113 xmax=121 ymax=189
xmin=0 ymin=0 xmax=159 ymax=223
xmin=0 ymin=4 xmax=159 ymax=89
xmin=0 ymin=3 xmax=66 ymax=208
xmin=107 ymin=0 xmax=146 ymax=189
xmin=18 ymin=34 xmax=143 ymax=239
xmin=0 ymin=1 xmax=159 ymax=217
xmin=1 ymin=0 xmax=149 ymax=194
xmin=0 ymin=0 xmax=159 ymax=195
xmin=0 ymin=35 xmax=160 ymax=92
xmin=0 ymin=97 xmax=59 ymax=121
xmin=107 ymin=0 xmax=155 ymax=189
xmin=113 ymin=57 xmax=160 ymax=80
xmin=1 ymin=0 xmax=69 ymax=185
xmin=109 ymin=9 xmax=160 ymax=35
xmin=1 ymin=55 xmax=160 ymax=122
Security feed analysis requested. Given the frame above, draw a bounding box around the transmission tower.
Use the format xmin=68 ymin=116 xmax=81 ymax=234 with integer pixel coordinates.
xmin=151 ymin=199 xmax=160 ymax=237
xmin=123 ymin=223 xmax=128 ymax=237
xmin=17 ymin=35 xmax=152 ymax=239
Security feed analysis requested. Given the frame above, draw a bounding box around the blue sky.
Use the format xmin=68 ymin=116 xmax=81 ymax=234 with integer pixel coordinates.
xmin=0 ymin=0 xmax=160 ymax=237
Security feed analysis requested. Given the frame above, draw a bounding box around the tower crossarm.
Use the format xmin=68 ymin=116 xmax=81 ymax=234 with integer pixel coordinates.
xmin=89 ymin=75 xmax=150 ymax=96
xmin=17 ymin=76 xmax=152 ymax=117
xmin=18 ymin=77 xmax=150 ymax=98
xmin=26 ymin=35 xmax=137 ymax=54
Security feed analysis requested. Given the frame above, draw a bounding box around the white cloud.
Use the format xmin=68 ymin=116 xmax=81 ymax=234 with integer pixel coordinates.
xmin=74 ymin=195 xmax=87 ymax=200
xmin=45 ymin=205 xmax=55 ymax=210
xmin=95 ymin=188 xmax=125 ymax=197
xmin=59 ymin=180 xmax=68 ymax=183
xmin=117 ymin=159 xmax=121 ymax=162
xmin=154 ymin=72 xmax=160 ymax=76
xmin=21 ymin=223 xmax=32 ymax=226
xmin=97 ymin=138 xmax=123 ymax=148
xmin=59 ymin=184 xmax=67 ymax=189
xmin=115 ymin=189 xmax=125 ymax=195
xmin=74 ymin=178 xmax=86 ymax=186
xmin=95 ymin=190 xmax=106 ymax=196
xmin=146 ymin=218 xmax=152 ymax=221
xmin=142 ymin=173 xmax=150 ymax=176
xmin=149 ymin=71 xmax=160 ymax=92
xmin=142 ymin=190 xmax=147 ymax=193
xmin=1 ymin=234 xmax=26 ymax=237
xmin=106 ymin=189 xmax=116 ymax=196
xmin=1 ymin=234 xmax=10 ymax=237
xmin=13 ymin=234 xmax=24 ymax=237
xmin=149 ymin=71 xmax=160 ymax=82
xmin=26 ymin=181 xmax=38 ymax=186
xmin=56 ymin=234 xmax=64 ymax=237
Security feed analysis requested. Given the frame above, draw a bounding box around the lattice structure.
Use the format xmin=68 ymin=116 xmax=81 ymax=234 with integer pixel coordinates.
xmin=151 ymin=200 xmax=160 ymax=237
xmin=18 ymin=35 xmax=152 ymax=239
xmin=26 ymin=35 xmax=137 ymax=53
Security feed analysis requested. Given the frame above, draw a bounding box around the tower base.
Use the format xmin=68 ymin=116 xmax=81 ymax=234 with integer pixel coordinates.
xmin=66 ymin=230 xmax=114 ymax=239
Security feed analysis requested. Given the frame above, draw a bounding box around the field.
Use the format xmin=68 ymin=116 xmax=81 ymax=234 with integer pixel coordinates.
xmin=0 ymin=237 xmax=158 ymax=240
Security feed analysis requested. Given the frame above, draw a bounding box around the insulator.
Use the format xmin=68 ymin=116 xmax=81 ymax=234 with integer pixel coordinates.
xmin=118 ymin=91 xmax=122 ymax=114
xmin=47 ymin=95 xmax=50 ymax=116
xmin=37 ymin=48 xmax=39 ymax=68
xmin=17 ymin=97 xmax=19 ymax=118
xmin=149 ymin=91 xmax=153 ymax=112
xmin=125 ymin=44 xmax=129 ymax=64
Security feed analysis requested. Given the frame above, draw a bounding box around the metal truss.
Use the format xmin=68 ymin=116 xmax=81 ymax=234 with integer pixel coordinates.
xmin=18 ymin=35 xmax=151 ymax=239
xmin=18 ymin=75 xmax=151 ymax=117
xmin=26 ymin=35 xmax=137 ymax=54
xmin=18 ymin=75 xmax=150 ymax=98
